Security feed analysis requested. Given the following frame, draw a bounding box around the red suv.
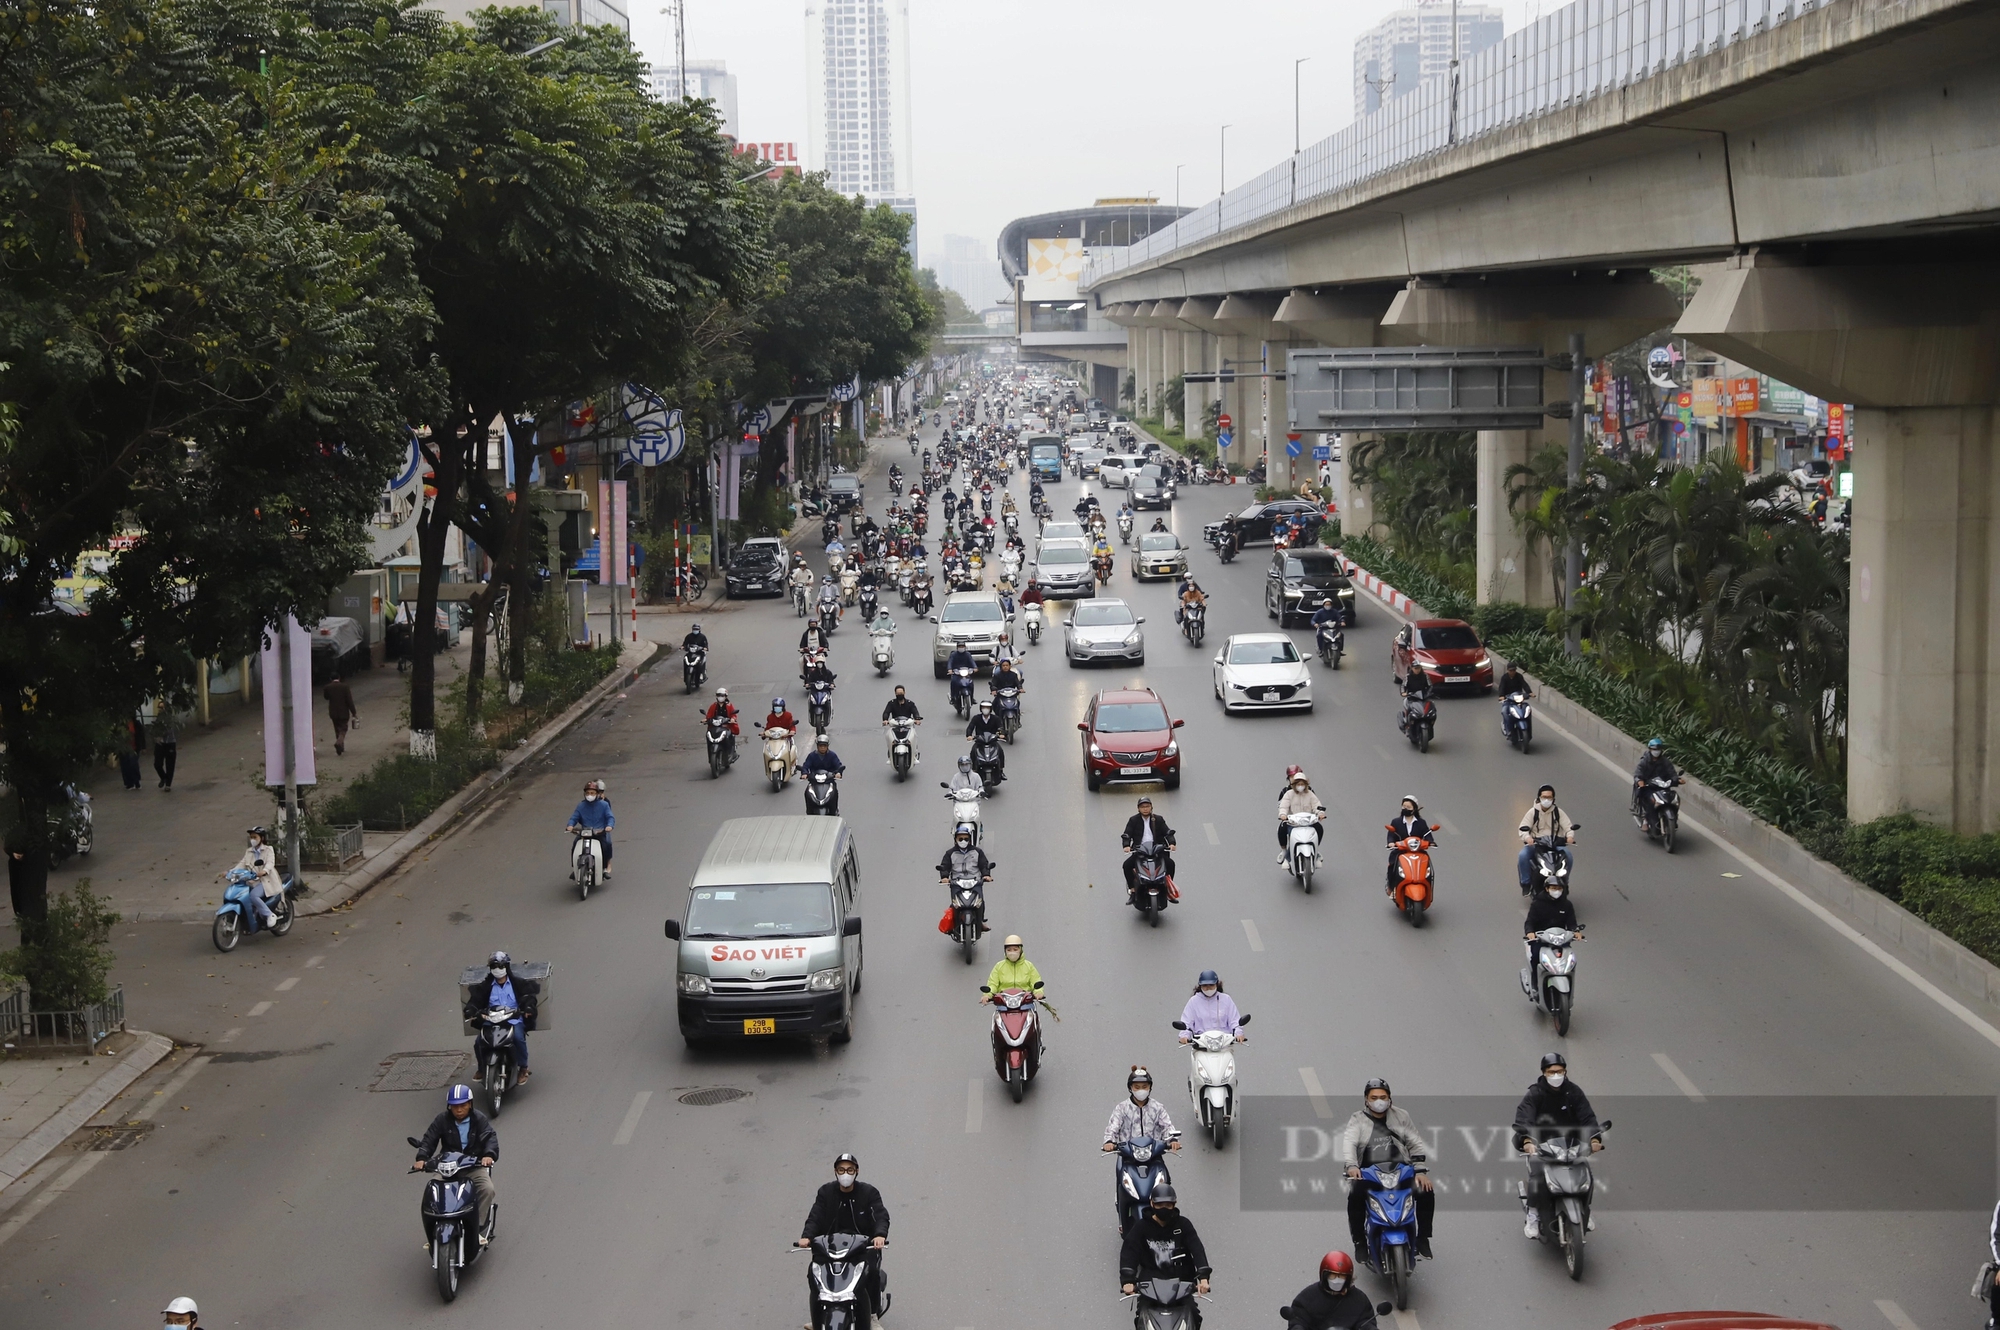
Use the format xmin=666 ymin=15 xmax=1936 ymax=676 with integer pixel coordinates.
xmin=1391 ymin=619 xmax=1495 ymax=692
xmin=1078 ymin=688 xmax=1185 ymax=791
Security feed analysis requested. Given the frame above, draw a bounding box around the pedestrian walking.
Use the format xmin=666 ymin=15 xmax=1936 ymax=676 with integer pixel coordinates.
xmin=151 ymin=708 xmax=178 ymax=791
xmin=118 ymin=715 xmax=145 ymax=790
xmin=325 ymin=672 xmax=358 ymax=756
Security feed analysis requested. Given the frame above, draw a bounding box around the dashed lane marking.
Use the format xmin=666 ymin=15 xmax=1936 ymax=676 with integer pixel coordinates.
xmin=1651 ymin=1052 xmax=1706 ymax=1102
xmin=1241 ymin=919 xmax=1265 ymax=953
xmin=275 ymin=977 xmax=299 ymax=992
xmin=1875 ymin=1300 xmax=1920 ymax=1330
xmin=1203 ymin=823 xmax=1219 ymax=845
xmin=304 ymin=956 xmax=324 ymax=968
xmin=612 ymin=1090 xmax=653 ymax=1145
xmin=1298 ymin=1067 xmax=1334 ymax=1120
xmin=247 ymin=1001 xmax=273 ymax=1017
xmin=217 ymin=1028 xmax=243 ymax=1044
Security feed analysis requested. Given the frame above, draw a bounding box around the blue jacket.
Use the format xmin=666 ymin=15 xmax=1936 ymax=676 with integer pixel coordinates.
xmin=801 ymin=749 xmax=846 ymax=776
xmin=569 ymin=798 xmax=614 ymax=831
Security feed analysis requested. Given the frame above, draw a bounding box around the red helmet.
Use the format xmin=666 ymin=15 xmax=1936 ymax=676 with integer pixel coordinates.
xmin=1285 ymin=764 xmax=1305 ymax=782
xmin=1319 ymin=1250 xmax=1354 ymax=1278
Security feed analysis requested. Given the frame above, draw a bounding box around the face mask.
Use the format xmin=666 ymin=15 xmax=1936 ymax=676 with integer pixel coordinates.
xmin=489 ymin=968 xmax=506 ymax=980
xmin=1367 ymin=1097 xmax=1390 ymax=1114
xmin=1401 ymin=807 xmax=1414 ymax=817
xmin=1546 ymin=887 xmax=1563 ymax=899
xmin=836 ymin=1173 xmax=856 ymax=1190
xmin=1131 ymin=1088 xmax=1150 ymax=1103
xmin=1545 ymin=1072 xmax=1566 ymax=1088
xmin=1325 ymin=1276 xmax=1348 ymax=1293
xmin=1200 ymin=987 xmax=1216 ymax=997
xmin=584 ymin=793 xmax=598 ymax=802
xmin=1539 ymin=797 xmax=1554 ymax=811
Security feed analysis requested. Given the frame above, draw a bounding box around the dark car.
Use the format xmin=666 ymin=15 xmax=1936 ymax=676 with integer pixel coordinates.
xmin=1391 ymin=619 xmax=1495 ymax=692
xmin=723 ymin=545 xmax=785 ymax=599
xmin=1202 ymin=499 xmax=1322 ymax=549
xmin=1077 ymin=687 xmax=1184 ymax=792
xmin=825 ymin=473 xmax=864 ymax=512
xmin=1130 ymin=465 xmax=1175 ymax=511
xmin=1265 ymin=548 xmax=1356 ymax=626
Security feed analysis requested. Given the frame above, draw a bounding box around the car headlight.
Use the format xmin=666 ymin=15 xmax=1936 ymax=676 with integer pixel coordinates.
xmin=806 ymin=967 xmax=845 ymax=992
xmin=677 ymin=972 xmax=710 ymax=995
xmin=1284 ymin=587 xmax=1302 ymax=598
xmin=1123 ymin=631 xmax=1141 ymax=645
xmin=1229 ymin=682 xmax=1246 ymax=691
xmin=1164 ymin=741 xmax=1178 ymax=756
xmin=1338 ymin=587 xmax=1355 ymax=597
xmin=1089 ymin=744 xmax=1105 ymax=758
xmin=1475 ymin=655 xmax=1491 ymax=667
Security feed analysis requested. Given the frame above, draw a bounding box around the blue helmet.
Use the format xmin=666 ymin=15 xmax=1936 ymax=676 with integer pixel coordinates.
xmin=1647 ymin=737 xmax=1665 ymax=751
xmin=773 ymin=697 xmax=786 ymax=712
xmin=1197 ymin=970 xmax=1220 ymax=987
xmin=446 ymin=1084 xmax=473 ymax=1106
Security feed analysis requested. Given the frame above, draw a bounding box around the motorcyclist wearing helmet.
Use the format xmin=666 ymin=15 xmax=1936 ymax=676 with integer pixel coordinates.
xmin=1522 ymin=873 xmax=1581 ymax=964
xmin=414 ymin=1084 xmax=498 ymax=1240
xmin=1497 ymin=660 xmax=1532 ymax=698
xmin=1517 ymin=784 xmax=1578 ymax=895
xmin=1339 ymin=1079 xmax=1435 ymax=1262
xmin=463 ymin=950 xmax=540 ymax=1082
xmin=1632 ymin=736 xmax=1683 ymax=813
xmin=964 ymin=699 xmax=1006 ymax=781
xmin=801 ymin=653 xmax=838 ymax=696
xmin=1514 ymin=1054 xmax=1602 ymax=1239
xmin=566 ymin=780 xmax=614 ymax=878
xmin=795 ymin=1153 xmax=891 ymax=1318
xmin=1117 ymin=1181 xmax=1211 ymax=1302
xmin=226 ymin=825 xmax=284 ymax=928
xmin=1120 ymin=797 xmax=1176 ymax=897
xmin=1103 ymin=1066 xmax=1181 ymax=1155
xmin=799 ymin=734 xmax=846 ymax=814
xmin=800 ymin=615 xmax=833 ymax=657
xmin=1384 ymin=795 xmax=1436 ymax=893
xmin=162 ymin=1295 xmax=204 ymax=1328
xmin=939 ymin=828 xmax=993 ymax=929
xmin=944 ymin=754 xmax=983 ymax=799
xmin=1149 ymin=516 xmax=1170 ymax=533
xmin=982 ymin=934 xmax=1045 ymax=1004
xmin=1177 ymin=970 xmax=1244 ymax=1042
xmin=681 ymin=621 xmax=708 ymax=656
xmin=1285 ymin=1252 xmax=1380 ymax=1329
xmin=1276 ymin=769 xmax=1328 ymax=861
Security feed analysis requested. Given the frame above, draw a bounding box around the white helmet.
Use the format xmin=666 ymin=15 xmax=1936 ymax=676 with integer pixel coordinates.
xmin=164 ymin=1297 xmax=200 ymax=1315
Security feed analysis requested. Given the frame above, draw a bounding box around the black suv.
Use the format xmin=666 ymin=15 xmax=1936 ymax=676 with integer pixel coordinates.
xmin=1265 ymin=548 xmax=1356 ymax=626
xmin=1203 ymin=499 xmax=1323 ymax=549
xmin=1130 ymin=464 xmax=1175 ymax=511
xmin=723 ymin=546 xmax=785 ymax=598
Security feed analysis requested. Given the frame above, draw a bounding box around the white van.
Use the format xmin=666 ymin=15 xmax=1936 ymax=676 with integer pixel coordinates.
xmin=666 ymin=817 xmax=862 ymax=1046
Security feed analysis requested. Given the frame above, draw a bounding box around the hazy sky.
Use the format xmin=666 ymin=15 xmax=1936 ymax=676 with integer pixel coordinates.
xmin=628 ymin=1 xmax=1549 ymax=267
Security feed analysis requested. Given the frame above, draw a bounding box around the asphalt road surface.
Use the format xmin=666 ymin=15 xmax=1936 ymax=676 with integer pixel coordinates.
xmin=0 ymin=418 xmax=1987 ymax=1330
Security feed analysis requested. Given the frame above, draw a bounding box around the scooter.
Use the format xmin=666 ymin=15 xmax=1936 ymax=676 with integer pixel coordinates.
xmin=994 ymin=686 xmax=1022 ymax=742
xmin=1501 ymin=691 xmax=1534 ymax=753
xmin=941 ymin=781 xmax=984 ymax=846
xmin=982 ymin=986 xmax=1042 ymax=1102
xmin=1523 ymin=1123 xmax=1612 ymax=1281
xmin=801 ymin=1231 xmax=889 ymax=1329
xmin=50 ymin=786 xmax=92 ymax=865
xmin=1181 ymin=600 xmax=1206 ymax=646
xmin=1284 ymin=813 xmax=1322 ymax=894
xmin=682 ymin=644 xmax=707 ymax=693
xmin=909 ymin=581 xmax=934 ymax=619
xmin=1388 ymin=833 xmax=1435 ymax=926
xmin=1359 ymin=1159 xmax=1424 ymax=1308
xmin=946 ymin=872 xmax=985 ymax=963
xmin=1126 ymin=1278 xmax=1198 ymax=1330
xmin=703 ymin=713 xmax=736 ymax=779
xmin=1023 ymin=602 xmax=1044 ymax=644
xmin=1113 ymin=1135 xmax=1173 ymax=1235
xmin=1117 ymin=512 xmax=1134 ymax=544
xmin=858 ymin=585 xmax=879 ymax=622
xmin=808 ymin=683 xmax=834 ymax=733
xmin=1316 ymin=621 xmax=1344 ymax=669
xmin=1398 ymin=694 xmax=1437 ymax=752
xmin=885 ymin=718 xmax=918 ymax=779
xmin=840 ymin=566 xmax=861 ymax=606
xmin=793 ymin=582 xmax=811 ymax=617
xmin=569 ymin=827 xmax=605 ymax=900
xmin=949 ymin=665 xmax=976 ymax=718
xmin=869 ymin=629 xmax=895 ymax=675
xmin=1130 ymin=848 xmax=1175 ymax=927
xmin=803 ymin=768 xmax=839 ymax=817
xmin=212 ymin=866 xmax=297 ymax=952
xmin=1172 ymin=1014 xmax=1250 ymax=1148
xmin=763 ymin=727 xmax=797 ymax=792
xmin=1635 ymin=775 xmax=1682 ymax=852
xmin=1522 ymin=925 xmax=1584 ymax=1036
xmin=969 ymin=735 xmax=1005 ymax=793
xmin=406 ymin=1142 xmax=495 ymax=1303
xmin=472 ymin=1008 xmax=523 ymax=1116
xmin=1526 ymin=831 xmax=1578 ymax=892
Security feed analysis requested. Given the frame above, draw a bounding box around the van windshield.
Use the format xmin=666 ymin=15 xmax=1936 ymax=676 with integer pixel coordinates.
xmin=685 ymin=883 xmax=834 ymax=939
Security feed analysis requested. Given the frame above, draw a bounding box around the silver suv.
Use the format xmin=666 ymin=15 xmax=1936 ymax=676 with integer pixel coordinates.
xmin=1033 ymin=539 xmax=1097 ymax=599
xmin=931 ymin=591 xmax=1010 ymax=675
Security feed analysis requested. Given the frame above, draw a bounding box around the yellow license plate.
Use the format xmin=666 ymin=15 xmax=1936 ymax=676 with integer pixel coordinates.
xmin=742 ymin=1018 xmax=777 ymax=1035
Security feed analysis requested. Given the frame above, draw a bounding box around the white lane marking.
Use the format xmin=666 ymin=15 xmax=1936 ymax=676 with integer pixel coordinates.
xmin=1651 ymin=1052 xmax=1706 ymax=1102
xmin=612 ymin=1091 xmax=653 ymax=1145
xmin=1241 ymin=919 xmax=1265 ymax=953
xmin=1875 ymin=1300 xmax=1921 ymax=1330
xmin=216 ymin=1028 xmax=243 ymax=1044
xmin=965 ymin=1078 xmax=982 ymax=1134
xmin=1299 ymin=1067 xmax=1334 ymax=1121
xmin=1394 ymin=1311 xmax=1425 ymax=1330
xmin=0 ymin=1055 xmax=210 ymax=1252
xmin=1434 ymin=816 xmax=1458 ymax=836
xmin=247 ymin=1001 xmax=272 ymax=1017
xmin=304 ymin=956 xmax=324 ymax=969
xmin=1538 ymin=709 xmax=2000 ymax=1055
xmin=1204 ymin=823 xmax=1220 ymax=845
xmin=274 ymin=977 xmax=299 ymax=992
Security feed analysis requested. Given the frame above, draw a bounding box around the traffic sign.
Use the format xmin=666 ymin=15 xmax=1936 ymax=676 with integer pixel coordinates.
xmin=1285 ymin=432 xmax=1302 ymax=458
xmin=1216 ymin=430 xmax=1233 ymax=450
xmin=1312 ymin=444 xmax=1331 ymax=461
xmin=1217 ymin=413 xmax=1232 ymax=431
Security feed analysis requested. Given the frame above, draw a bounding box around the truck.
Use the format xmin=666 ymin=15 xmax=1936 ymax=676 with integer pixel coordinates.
xmin=1026 ymin=434 xmax=1064 ymax=483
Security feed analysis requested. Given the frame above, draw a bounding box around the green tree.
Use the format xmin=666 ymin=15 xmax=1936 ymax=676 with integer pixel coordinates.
xmin=918 ymin=269 xmax=975 ymax=328
xmin=1348 ymin=432 xmax=1478 ymax=583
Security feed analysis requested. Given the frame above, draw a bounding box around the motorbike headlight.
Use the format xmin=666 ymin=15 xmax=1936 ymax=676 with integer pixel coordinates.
xmin=677 ymin=972 xmax=710 ymax=995
xmin=806 ymin=967 xmax=845 ymax=992
xmin=1089 ymin=744 xmax=1105 ymax=757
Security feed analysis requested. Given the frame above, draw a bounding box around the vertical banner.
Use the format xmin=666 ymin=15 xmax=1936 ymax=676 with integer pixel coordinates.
xmin=610 ymin=480 xmax=629 ymax=595
xmin=260 ymin=616 xmax=316 ymax=788
xmin=596 ymin=477 xmax=611 ymax=574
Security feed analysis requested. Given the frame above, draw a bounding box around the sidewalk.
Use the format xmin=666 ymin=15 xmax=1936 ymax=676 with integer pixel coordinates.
xmin=0 ymin=1032 xmax=173 ymax=1194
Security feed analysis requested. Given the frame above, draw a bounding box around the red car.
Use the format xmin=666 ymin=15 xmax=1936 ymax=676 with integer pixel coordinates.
xmin=1077 ymin=687 xmax=1185 ymax=791
xmin=1391 ymin=618 xmax=1495 ymax=692
xmin=1610 ymin=1316 xmax=1842 ymax=1330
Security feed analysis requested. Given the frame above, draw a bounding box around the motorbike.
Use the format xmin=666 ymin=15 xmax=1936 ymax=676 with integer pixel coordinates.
xmin=1501 ymin=691 xmax=1534 ymax=752
xmin=1172 ymin=1014 xmax=1250 ymax=1148
xmin=1359 ymin=1160 xmax=1424 ymax=1307
xmin=406 ymin=1142 xmax=495 ymax=1303
xmin=1283 ymin=813 xmax=1322 ymax=894
xmin=1526 ymin=830 xmax=1578 ymax=892
xmin=949 ymin=665 xmax=976 ymax=719
xmin=1388 ymin=833 xmax=1435 ymax=926
xmin=1398 ymin=694 xmax=1437 ymax=752
xmin=858 ymin=585 xmax=879 ymax=622
xmin=969 ymin=735 xmax=1004 ymax=793
xmin=682 ymin=644 xmax=707 ymax=693
xmin=472 ymin=1007 xmax=524 ymax=1115
xmin=1117 ymin=512 xmax=1134 ymax=544
xmin=570 ymin=827 xmax=605 ymax=899
xmin=821 ymin=517 xmax=840 ymax=545
xmin=1635 ymin=775 xmax=1682 ymax=852
xmin=909 ymin=581 xmax=934 ymax=619
xmin=941 ymin=781 xmax=984 ymax=846
xmin=1002 ymin=510 xmax=1020 ymax=538
xmin=840 ymin=567 xmax=861 ymax=606
xmin=1023 ymin=603 xmax=1044 ymax=645
xmin=703 ymin=713 xmax=737 ymax=779
xmin=994 ymin=686 xmax=1022 ymax=742
xmin=947 ymin=873 xmax=986 ymax=962
xmin=49 ymin=786 xmax=92 ymax=865
xmin=1130 ymin=847 xmax=1175 ymax=926
xmin=1092 ymin=554 xmax=1113 ymax=588
xmin=1181 ymin=600 xmax=1206 ymax=647
xmin=212 ymin=866 xmax=297 ymax=952
xmin=885 ymin=718 xmax=917 ymax=779
xmin=1316 ymin=621 xmax=1344 ymax=669
xmin=818 ymin=595 xmax=843 ymax=629
xmin=1127 ymin=1278 xmax=1198 ymax=1330
xmin=802 ymin=1231 xmax=888 ymax=1329
xmin=793 ymin=581 xmax=812 ymax=617
xmin=1214 ymin=531 xmax=1237 ymax=564
xmin=804 ymin=767 xmax=839 ymax=817
xmin=981 ymin=986 xmax=1042 ymax=1102
xmin=1114 ymin=1135 xmax=1173 ymax=1235
xmin=808 ymin=683 xmax=834 ymax=733
xmin=1522 ymin=925 xmax=1584 ymax=1036
xmin=763 ymin=727 xmax=797 ymax=792
xmin=1523 ymin=1122 xmax=1611 ymax=1280
xmin=911 ymin=435 xmax=920 ymax=453
xmin=869 ymin=628 xmax=895 ymax=675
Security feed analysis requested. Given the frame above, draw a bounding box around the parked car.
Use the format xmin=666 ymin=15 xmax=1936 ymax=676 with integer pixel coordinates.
xmin=1131 ymin=532 xmax=1188 ymax=582
xmin=724 ymin=543 xmax=786 ymax=598
xmin=1202 ymin=499 xmax=1323 ymax=549
xmin=1391 ymin=619 xmax=1495 ymax=692
xmin=1211 ymin=633 xmax=1313 ymax=713
xmin=1078 ymin=687 xmax=1184 ymax=791
xmin=1064 ymin=598 xmax=1145 ymax=667
xmin=1265 ymin=548 xmax=1356 ymax=626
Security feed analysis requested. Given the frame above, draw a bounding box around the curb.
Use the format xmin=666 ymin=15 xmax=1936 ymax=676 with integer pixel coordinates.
xmin=129 ymin=644 xmax=663 ymax=924
xmin=1337 ymin=553 xmax=2000 ymax=1026
xmin=0 ymin=1030 xmax=173 ymax=1192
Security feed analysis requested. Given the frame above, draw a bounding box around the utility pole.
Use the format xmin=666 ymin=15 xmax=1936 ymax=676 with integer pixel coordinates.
xmin=658 ymin=3 xmax=687 ymax=101
xmin=1292 ymin=57 xmax=1309 ymax=206
xmin=1219 ymin=124 xmax=1230 ymax=229
xmin=1565 ymin=330 xmax=1585 ymax=657
xmin=1175 ymin=164 xmax=1184 ymax=211
xmin=1448 ymin=0 xmax=1461 ymax=143
xmin=278 ymin=624 xmax=301 ymax=889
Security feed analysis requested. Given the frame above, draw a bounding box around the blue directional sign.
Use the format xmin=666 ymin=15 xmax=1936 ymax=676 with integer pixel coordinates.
xmin=1312 ymin=443 xmax=1332 ymax=461
xmin=1216 ymin=430 xmax=1233 ymax=450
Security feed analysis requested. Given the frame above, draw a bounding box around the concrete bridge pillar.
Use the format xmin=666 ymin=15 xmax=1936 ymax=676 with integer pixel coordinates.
xmin=1276 ymin=288 xmax=1399 ymax=516
xmin=1211 ymin=294 xmax=1285 ymax=478
xmin=1680 ymin=256 xmax=2000 ymax=830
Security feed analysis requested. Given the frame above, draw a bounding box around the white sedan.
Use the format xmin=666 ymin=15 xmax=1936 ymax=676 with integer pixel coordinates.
xmin=1212 ymin=633 xmax=1313 ymax=713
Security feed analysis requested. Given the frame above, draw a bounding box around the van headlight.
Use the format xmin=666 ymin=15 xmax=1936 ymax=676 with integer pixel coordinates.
xmin=806 ymin=967 xmax=846 ymax=992
xmin=677 ymin=972 xmax=710 ymax=995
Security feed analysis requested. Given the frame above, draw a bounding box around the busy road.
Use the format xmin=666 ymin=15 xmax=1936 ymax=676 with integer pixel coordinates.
xmin=0 ymin=408 xmax=1988 ymax=1329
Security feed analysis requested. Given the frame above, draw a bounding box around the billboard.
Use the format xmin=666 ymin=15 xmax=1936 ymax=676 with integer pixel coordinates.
xmin=1021 ymin=237 xmax=1084 ymax=301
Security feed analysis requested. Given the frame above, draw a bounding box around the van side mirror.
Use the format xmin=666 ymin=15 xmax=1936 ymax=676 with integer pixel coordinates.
xmin=842 ymin=916 xmax=862 ymax=937
xmin=664 ymin=919 xmax=681 ymax=940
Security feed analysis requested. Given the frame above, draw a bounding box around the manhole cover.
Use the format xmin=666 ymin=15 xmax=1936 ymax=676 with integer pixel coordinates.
xmin=372 ymin=1052 xmax=467 ymax=1093
xmin=678 ymin=1087 xmax=751 ymax=1107
xmin=89 ymin=1122 xmax=155 ymax=1152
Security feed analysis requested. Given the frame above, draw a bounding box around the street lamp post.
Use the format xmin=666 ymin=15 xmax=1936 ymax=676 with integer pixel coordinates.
xmin=1293 ymin=56 xmax=1310 ymax=205
xmin=658 ymin=3 xmax=686 ymax=101
xmin=1219 ymin=125 xmax=1230 ymax=232
xmin=1175 ymin=164 xmax=1184 ymax=212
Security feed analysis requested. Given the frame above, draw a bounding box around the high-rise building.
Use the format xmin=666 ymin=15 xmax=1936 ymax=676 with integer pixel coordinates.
xmin=804 ymin=1 xmax=914 ymax=204
xmin=541 ymin=0 xmax=630 ymax=34
xmin=1353 ymin=0 xmax=1503 ymax=118
xmin=929 ymin=234 xmax=1005 ymax=311
xmin=650 ymin=58 xmax=739 ymax=139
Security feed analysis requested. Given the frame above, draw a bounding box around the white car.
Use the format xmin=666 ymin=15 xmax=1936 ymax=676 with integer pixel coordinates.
xmin=1064 ymin=598 xmax=1146 ymax=666
xmin=1212 ymin=633 xmax=1313 ymax=713
xmin=1097 ymin=454 xmax=1147 ymax=488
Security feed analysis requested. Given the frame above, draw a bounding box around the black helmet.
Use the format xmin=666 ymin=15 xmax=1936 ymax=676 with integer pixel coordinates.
xmin=1539 ymin=1052 xmax=1567 ymax=1072
xmin=833 ymin=1152 xmax=858 ymax=1173
xmin=1150 ymin=1182 xmax=1177 ymax=1206
xmin=487 ymin=950 xmax=512 ymax=972
xmin=1127 ymin=1065 xmax=1153 ymax=1088
xmin=957 ymin=755 xmax=972 ymax=772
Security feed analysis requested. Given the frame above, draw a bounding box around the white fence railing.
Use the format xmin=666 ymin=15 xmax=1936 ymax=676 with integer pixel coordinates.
xmin=1084 ymin=0 xmax=1834 ymax=288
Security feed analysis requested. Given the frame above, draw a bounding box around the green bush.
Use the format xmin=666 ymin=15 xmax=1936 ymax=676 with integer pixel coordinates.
xmin=1898 ymin=872 xmax=2000 ymax=963
xmin=2 ymin=880 xmax=120 ymax=1010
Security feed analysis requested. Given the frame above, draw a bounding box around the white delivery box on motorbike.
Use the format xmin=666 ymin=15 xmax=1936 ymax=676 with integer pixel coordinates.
xmin=666 ymin=817 xmax=862 ymax=1045
xmin=458 ymin=961 xmax=553 ymax=1035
